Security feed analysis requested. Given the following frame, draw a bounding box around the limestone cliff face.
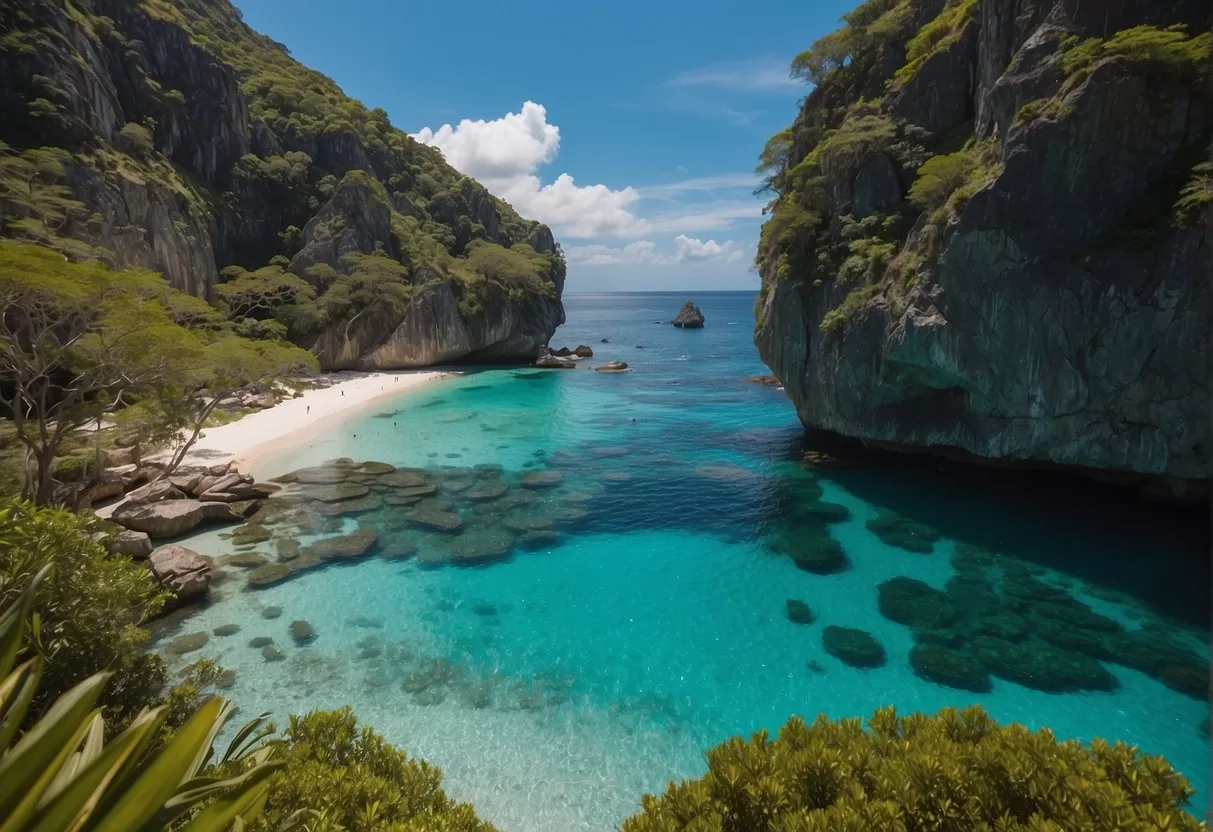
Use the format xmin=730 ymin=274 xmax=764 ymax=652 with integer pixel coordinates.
xmin=756 ymin=0 xmax=1210 ymax=499
xmin=0 ymin=0 xmax=563 ymax=367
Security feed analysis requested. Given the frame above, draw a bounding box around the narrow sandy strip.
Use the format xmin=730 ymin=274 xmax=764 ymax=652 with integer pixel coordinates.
xmin=152 ymin=370 xmax=455 ymax=477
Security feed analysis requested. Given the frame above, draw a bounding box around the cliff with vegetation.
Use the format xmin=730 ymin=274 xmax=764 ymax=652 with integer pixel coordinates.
xmin=0 ymin=0 xmax=564 ymax=369
xmin=754 ymin=0 xmax=1211 ymax=500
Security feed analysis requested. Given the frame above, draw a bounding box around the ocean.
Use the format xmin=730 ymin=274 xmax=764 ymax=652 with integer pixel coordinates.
xmin=163 ymin=291 xmax=1211 ymax=830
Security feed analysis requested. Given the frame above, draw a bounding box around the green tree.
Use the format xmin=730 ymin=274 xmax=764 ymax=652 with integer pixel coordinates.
xmin=907 ymin=149 xmax=978 ymax=212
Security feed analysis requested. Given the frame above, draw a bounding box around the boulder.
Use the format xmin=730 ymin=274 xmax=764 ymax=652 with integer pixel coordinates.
xmin=361 ymin=461 xmax=397 ymax=475
xmin=148 ymin=544 xmax=212 ymax=602
xmin=822 ymin=626 xmax=886 ymax=669
xmin=876 ymin=577 xmax=961 ymax=629
xmin=594 ymin=361 xmax=629 ymax=373
xmin=262 ymin=606 xmax=282 ymax=619
xmin=464 ymin=481 xmax=508 ymax=501
xmin=86 ymin=471 xmax=126 ymax=504
xmin=972 ymin=637 xmax=1118 ymax=694
xmin=866 ymin=513 xmax=940 ymax=554
xmin=202 ymin=472 xmax=246 ymax=495
xmin=262 ymin=645 xmax=286 ymax=662
xmin=162 ymin=632 xmax=209 ymax=655
xmin=289 ymin=620 xmax=316 ymax=644
xmin=124 ymin=479 xmax=186 ymax=506
xmin=113 ymin=500 xmax=206 ymax=537
xmin=408 ymin=509 xmax=464 ymax=533
xmin=302 ymin=529 xmax=379 ymax=560
xmin=247 ymin=563 xmax=294 ymax=588
xmin=303 ymin=483 xmax=371 ymax=503
xmin=786 ymin=599 xmax=815 ymax=624
xmin=909 ymin=644 xmax=991 ymax=693
xmin=785 ymin=533 xmax=849 ymax=574
xmin=230 ymin=525 xmax=273 ymax=546
xmin=671 ymin=300 xmax=705 ymax=328
xmin=214 ymin=624 xmax=240 ymax=636
xmin=249 ymin=636 xmax=273 ymax=648
xmin=224 ymin=553 xmax=270 ymax=568
xmin=573 ymin=345 xmax=593 ymax=357
xmin=535 ymin=352 xmax=577 ymax=369
xmin=100 ymin=446 xmax=137 ymax=467
xmin=106 ymin=530 xmax=153 ymax=559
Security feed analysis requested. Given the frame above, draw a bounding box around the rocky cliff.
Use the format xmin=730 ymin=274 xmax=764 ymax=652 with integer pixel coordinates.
xmin=0 ymin=0 xmax=564 ymax=367
xmin=755 ymin=0 xmax=1211 ymax=499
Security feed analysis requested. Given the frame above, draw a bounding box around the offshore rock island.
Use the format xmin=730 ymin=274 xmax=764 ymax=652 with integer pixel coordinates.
xmin=754 ymin=0 xmax=1210 ymax=500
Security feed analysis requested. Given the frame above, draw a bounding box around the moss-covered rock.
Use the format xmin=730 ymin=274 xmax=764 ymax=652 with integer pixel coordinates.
xmin=877 ymin=576 xmax=960 ymax=629
xmin=785 ymin=533 xmax=850 ymax=574
xmin=866 ymin=513 xmax=940 ymax=553
xmin=972 ymin=637 xmax=1118 ymax=693
xmin=213 ymin=623 xmax=241 ymax=637
xmin=247 ymin=563 xmax=293 ymax=588
xmin=289 ymin=619 xmax=316 ymax=644
xmin=909 ymin=643 xmax=991 ymax=692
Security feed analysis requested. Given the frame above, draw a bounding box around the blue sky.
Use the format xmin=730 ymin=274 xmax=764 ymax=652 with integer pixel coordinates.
xmin=235 ymin=0 xmax=855 ymax=290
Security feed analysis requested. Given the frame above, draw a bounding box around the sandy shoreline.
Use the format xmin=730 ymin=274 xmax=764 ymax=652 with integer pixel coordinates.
xmin=154 ymin=370 xmax=455 ymax=478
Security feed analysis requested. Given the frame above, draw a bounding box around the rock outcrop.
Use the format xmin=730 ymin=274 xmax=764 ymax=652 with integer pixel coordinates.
xmin=148 ymin=544 xmax=212 ymax=603
xmin=755 ymin=0 xmax=1210 ymax=500
xmin=672 ymin=301 xmax=705 ymax=328
xmin=0 ymin=0 xmax=563 ymax=368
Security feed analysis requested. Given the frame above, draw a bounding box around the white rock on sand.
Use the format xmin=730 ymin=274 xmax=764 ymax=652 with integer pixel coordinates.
xmin=148 ymin=371 xmax=452 ymax=477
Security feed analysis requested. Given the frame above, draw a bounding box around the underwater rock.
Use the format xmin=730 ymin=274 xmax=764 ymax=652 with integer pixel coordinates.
xmin=603 ymin=472 xmax=633 ymax=483
xmin=972 ymin=611 xmax=1031 ymax=643
xmin=302 ymin=483 xmax=371 ymax=503
xmin=866 ymin=512 xmax=940 ymax=553
xmin=262 ymin=606 xmax=282 ymax=619
xmin=246 ymin=563 xmax=294 ymax=588
xmin=383 ymin=494 xmax=425 ymax=507
xmin=450 ymin=529 xmax=516 ymax=565
xmin=671 ymin=300 xmax=705 ymax=328
xmin=520 ymin=470 xmax=565 ymax=489
xmin=695 ymin=464 xmax=757 ymax=482
xmin=745 ymin=374 xmax=781 ymax=385
xmin=786 ymin=599 xmax=815 ymax=624
xmin=248 ymin=636 xmax=273 ymax=648
xmin=465 ymin=481 xmax=509 ymax=501
xmin=379 ymin=534 xmax=418 ymax=559
xmin=472 ymin=603 xmax=497 ymax=616
xmin=289 ymin=620 xmax=316 ymax=644
xmin=303 ymin=529 xmax=379 ymax=560
xmin=806 ymin=660 xmax=826 ymax=674
xmin=380 ymin=470 xmax=431 ymax=489
xmin=290 ymin=467 xmax=349 ymax=485
xmin=360 ymin=461 xmax=396 ymax=475
xmin=822 ymin=626 xmax=886 ymax=669
xmin=112 ymin=499 xmax=209 ymax=538
xmin=215 ymin=669 xmax=237 ymax=689
xmin=213 ymin=624 xmax=240 ymax=637
xmin=313 ymin=494 xmax=384 ymax=516
xmin=162 ymin=632 xmax=209 ymax=654
xmin=502 ymin=513 xmax=555 ymax=533
xmin=1160 ymin=663 xmax=1209 ymax=701
xmin=785 ymin=534 xmax=849 ymax=574
xmin=224 ymin=553 xmax=269 ymax=568
xmin=442 ymin=478 xmax=474 ymax=494
xmin=517 ymin=530 xmax=560 ymax=550
xmin=876 ymin=577 xmax=960 ymax=629
xmin=909 ymin=644 xmax=992 ymax=693
xmin=547 ymin=506 xmax=588 ymax=524
xmin=794 ymin=501 xmax=851 ymax=524
xmin=412 ymin=688 xmax=446 ymax=706
xmin=262 ymin=645 xmax=286 ymax=662
xmin=408 ymin=508 xmax=465 ymax=533
xmin=971 ymin=637 xmax=1118 ymax=694
xmin=230 ymin=524 xmax=273 ymax=546
xmin=276 ymin=539 xmax=301 ymax=561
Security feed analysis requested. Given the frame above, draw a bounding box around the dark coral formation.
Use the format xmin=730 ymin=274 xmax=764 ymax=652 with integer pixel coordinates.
xmin=822 ymin=626 xmax=886 ymax=669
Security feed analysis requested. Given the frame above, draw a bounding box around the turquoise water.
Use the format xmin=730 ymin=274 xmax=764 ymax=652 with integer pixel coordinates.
xmin=163 ymin=292 xmax=1210 ymax=830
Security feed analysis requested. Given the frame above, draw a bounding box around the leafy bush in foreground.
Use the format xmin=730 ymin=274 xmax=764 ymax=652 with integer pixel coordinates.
xmin=250 ymin=707 xmax=496 ymax=831
xmin=623 ymin=705 xmax=1203 ymax=831
xmin=0 ymin=567 xmax=282 ymax=832
xmin=0 ymin=497 xmax=170 ymax=726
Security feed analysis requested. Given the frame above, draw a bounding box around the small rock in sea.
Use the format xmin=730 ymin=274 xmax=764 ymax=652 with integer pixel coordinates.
xmin=806 ymin=660 xmax=826 ymax=674
xmin=866 ymin=512 xmax=940 ymax=553
xmin=262 ymin=605 xmax=282 ymax=619
xmin=786 ymin=599 xmax=815 ymax=625
xmin=472 ymin=603 xmax=498 ymax=616
xmin=745 ymin=374 xmax=781 ymax=386
xmin=289 ymin=620 xmax=316 ymax=644
xmin=262 ymin=645 xmax=286 ymax=662
xmin=600 ymin=338 xmax=609 ymax=343
xmin=573 ymin=345 xmax=593 ymax=357
xmin=520 ymin=470 xmax=565 ymax=489
xmin=594 ymin=361 xmax=628 ymax=373
xmin=213 ymin=623 xmax=241 ymax=637
xmin=822 ymin=626 xmax=886 ymax=669
xmin=163 ymin=632 xmax=209 ymax=654
xmin=248 ymin=636 xmax=274 ymax=648
xmin=215 ymin=669 xmax=237 ymax=689
xmin=247 ymin=563 xmax=293 ymax=588
xmin=224 ymin=553 xmax=269 ymax=568
xmin=671 ymin=300 xmax=705 ymax=328
xmin=635 ymin=345 xmax=645 ymax=349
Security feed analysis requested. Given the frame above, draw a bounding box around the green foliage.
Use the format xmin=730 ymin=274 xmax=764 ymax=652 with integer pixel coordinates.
xmin=116 ymin=122 xmax=154 ymax=157
xmin=1061 ymin=24 xmax=1212 ymax=85
xmin=907 ymin=149 xmax=978 ymax=212
xmin=0 ymin=569 xmax=283 ymax=832
xmin=0 ymin=142 xmax=91 ymax=257
xmin=790 ymin=0 xmax=908 ymax=85
xmin=250 ymin=707 xmax=495 ymax=831
xmin=623 ymin=705 xmax=1203 ymax=831
xmin=820 ymin=283 xmax=882 ymax=336
xmin=1174 ymin=158 xmax=1213 ymax=227
xmin=314 ymin=251 xmax=414 ymax=325
xmin=892 ymin=0 xmax=978 ymax=89
xmin=0 ymin=498 xmax=169 ymax=725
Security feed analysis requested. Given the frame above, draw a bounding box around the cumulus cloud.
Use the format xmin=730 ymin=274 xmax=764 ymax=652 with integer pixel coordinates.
xmin=566 ymin=236 xmax=747 ymax=267
xmin=412 ymin=102 xmax=646 ymax=238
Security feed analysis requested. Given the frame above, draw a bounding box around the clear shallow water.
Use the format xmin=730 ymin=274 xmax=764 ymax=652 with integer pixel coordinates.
xmin=163 ymin=292 xmax=1211 ymax=830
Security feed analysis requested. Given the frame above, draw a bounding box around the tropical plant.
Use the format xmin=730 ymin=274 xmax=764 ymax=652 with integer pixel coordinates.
xmin=0 ymin=566 xmax=283 ymax=832
xmin=0 ymin=497 xmax=168 ymax=727
xmin=623 ymin=705 xmax=1204 ymax=831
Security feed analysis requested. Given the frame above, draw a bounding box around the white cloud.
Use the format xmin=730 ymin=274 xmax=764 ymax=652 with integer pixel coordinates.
xmin=665 ymin=58 xmax=797 ymax=92
xmin=566 ymin=236 xmax=748 ymax=267
xmin=412 ymin=101 xmax=762 ymax=241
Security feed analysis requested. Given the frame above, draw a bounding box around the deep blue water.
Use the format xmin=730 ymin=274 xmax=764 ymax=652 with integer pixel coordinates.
xmin=163 ymin=291 xmax=1211 ymax=830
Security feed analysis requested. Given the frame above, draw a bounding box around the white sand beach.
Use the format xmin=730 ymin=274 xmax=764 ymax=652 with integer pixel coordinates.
xmin=154 ymin=370 xmax=454 ymax=477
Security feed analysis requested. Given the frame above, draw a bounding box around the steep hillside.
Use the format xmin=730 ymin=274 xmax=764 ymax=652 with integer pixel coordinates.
xmin=0 ymin=0 xmax=564 ymax=367
xmin=755 ymin=0 xmax=1211 ymax=500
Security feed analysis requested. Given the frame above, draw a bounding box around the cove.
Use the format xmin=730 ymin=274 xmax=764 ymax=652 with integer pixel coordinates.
xmin=158 ymin=292 xmax=1211 ymax=831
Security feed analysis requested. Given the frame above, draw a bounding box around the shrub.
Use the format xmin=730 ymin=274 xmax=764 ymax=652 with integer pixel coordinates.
xmin=907 ymin=149 xmax=978 ymax=211
xmin=820 ymin=283 xmax=881 ymax=336
xmin=1174 ymin=158 xmax=1212 ymax=227
xmin=251 ymin=707 xmax=495 ymax=831
xmin=1062 ymin=24 xmax=1212 ymax=84
xmin=892 ymin=0 xmax=978 ymax=88
xmin=623 ymin=706 xmax=1202 ymax=831
xmin=0 ymin=497 xmax=169 ymax=725
xmin=0 ymin=570 xmax=282 ymax=832
xmin=116 ymin=121 xmax=154 ymax=157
